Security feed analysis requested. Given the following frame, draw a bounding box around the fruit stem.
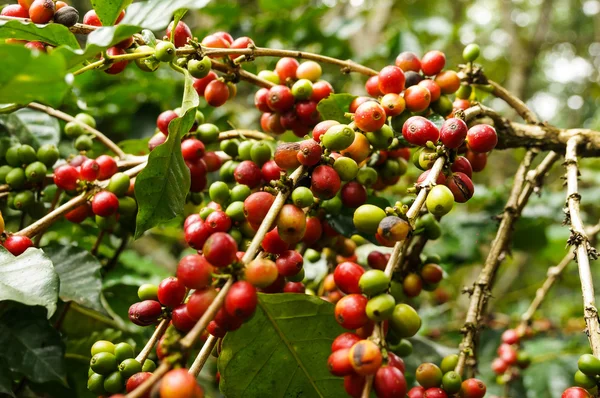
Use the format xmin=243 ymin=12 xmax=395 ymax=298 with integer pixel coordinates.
xmin=188 ymin=334 xmax=218 ymax=377
xmin=135 ymin=318 xmax=170 ymax=365
xmin=124 ymin=362 xmax=171 ymax=398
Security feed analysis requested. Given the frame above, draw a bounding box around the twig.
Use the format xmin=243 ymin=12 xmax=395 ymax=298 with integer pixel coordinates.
xmin=90 ymin=230 xmax=104 ymax=256
xmin=135 ymin=319 xmax=169 ymax=365
xmin=188 ymin=334 xmax=218 ymax=376
xmin=564 ymin=136 xmax=600 ymax=357
xmin=486 ymin=79 xmax=539 ymax=124
xmin=218 ymin=129 xmax=274 ymax=141
xmin=211 ymin=60 xmax=276 ymax=88
xmin=105 ymin=235 xmax=129 ymax=271
xmin=125 ymin=362 xmax=171 ymax=398
xmin=0 ymin=15 xmax=98 ymax=34
xmin=27 ymin=103 xmax=126 ymax=159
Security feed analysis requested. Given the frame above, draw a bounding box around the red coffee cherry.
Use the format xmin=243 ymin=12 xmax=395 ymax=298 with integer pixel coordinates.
xmin=148 ymin=133 xmax=167 ymax=151
xmin=367 ymin=251 xmax=387 ymax=271
xmin=225 ymin=281 xmax=257 ymax=319
xmin=96 ymin=154 xmax=118 ymax=180
xmin=349 ymin=96 xmax=372 ymax=113
xmin=439 ymin=118 xmax=468 ymax=149
xmin=262 ymin=227 xmax=290 ymax=254
xmin=460 ymin=378 xmax=486 ymax=398
xmin=295 ymin=100 xmax=319 ymax=126
xmin=234 ymin=160 xmax=262 ymax=188
xmin=53 ymin=165 xmax=80 ymax=191
xmin=420 ymin=263 xmax=443 ymax=284
xmin=186 ymin=158 xmax=208 ymax=193
xmin=166 ymin=21 xmax=192 ymax=48
xmin=3 ymin=235 xmax=33 ymax=256
xmin=171 ymin=304 xmax=197 ymax=332
xmin=467 ymin=124 xmax=498 ymax=153
xmin=302 ymin=216 xmax=323 ymax=245
xmin=562 ymin=387 xmax=592 ymax=398
xmin=128 ymin=300 xmax=162 ymax=326
xmin=82 ymin=9 xmax=101 ymax=25
xmin=388 ymin=352 xmax=405 ymax=373
xmin=344 ymin=373 xmax=366 ymax=398
xmin=230 ymin=36 xmax=254 ymax=59
xmin=245 ymin=258 xmax=279 ymax=288
xmin=160 ymin=369 xmax=202 ymax=398
xmin=201 ymin=34 xmax=230 ymax=51
xmin=254 ymin=88 xmax=270 ymax=112
xmin=434 ymin=70 xmax=461 ymax=94
xmin=203 ymin=232 xmax=237 ymax=267
xmin=283 ymin=281 xmax=305 ymax=294
xmin=92 ymin=191 xmax=119 ymax=217
xmin=181 ymin=138 xmax=205 ymax=162
xmin=177 ymin=254 xmax=214 ymax=290
xmin=491 ymin=357 xmax=508 ymax=375
xmin=395 ymin=51 xmax=421 ymax=72
xmin=334 ymin=294 xmax=369 ymax=329
xmin=267 ymin=85 xmax=295 ymax=112
xmin=203 ymin=152 xmax=222 ymax=172
xmin=260 ymin=274 xmax=286 ymax=294
xmin=404 ymin=85 xmax=431 ymax=113
xmin=244 ymin=191 xmax=275 ymax=227
xmin=275 ymin=250 xmax=304 ymax=277
xmin=104 ymin=47 xmax=128 ymax=74
xmin=423 ymin=388 xmax=447 ymax=398
xmin=418 ymin=79 xmax=441 ymax=102
xmin=157 ymin=277 xmax=186 ymax=308
xmin=421 ymin=50 xmax=446 ymax=76
xmin=378 ymin=65 xmax=405 ymax=94
xmin=274 ymin=142 xmax=301 ymax=170
xmin=332 ymin=332 xmax=362 ymax=352
xmin=28 ymin=0 xmax=55 ymax=24
xmin=498 ymin=344 xmax=518 ymax=365
xmin=313 ymin=120 xmax=339 ymax=143
xmin=408 ymin=386 xmax=426 ymax=398
xmin=275 ymin=57 xmax=299 ymax=82
xmin=416 ymin=169 xmax=446 ymax=185
xmin=80 ymin=159 xmax=100 ymax=182
xmin=156 ymin=111 xmax=178 ymax=136
xmin=380 ymin=93 xmax=406 ymax=117
xmin=297 ymin=139 xmax=322 ymax=166
xmin=365 ymin=75 xmax=382 ymax=97
xmin=354 ymin=101 xmax=387 ymax=132
xmin=402 ymin=116 xmax=440 ymax=146
xmin=341 ymin=181 xmax=367 ymax=208
xmin=193 ymin=71 xmax=218 ymax=96
xmin=186 ymin=287 xmax=217 ymax=319
xmin=311 ymin=80 xmax=334 ymax=102
xmin=2 ymin=4 xmax=29 ymax=17
xmin=445 ymin=172 xmax=474 ymax=203
xmin=451 ymin=156 xmax=473 ymax=178
xmin=65 ymin=203 xmax=91 ymax=223
xmin=125 ymin=372 xmax=152 ymax=394
xmin=374 ymin=365 xmax=407 ymax=398
xmin=328 ymin=348 xmax=354 ymax=376
xmin=205 ymin=80 xmax=230 ymax=107
xmin=185 ymin=220 xmax=211 ymax=249
xmin=261 ymin=159 xmax=283 ymax=182
xmin=502 ymin=329 xmax=520 ymax=345
xmin=466 ymin=150 xmax=487 ymax=172
xmin=334 ymin=261 xmax=365 ymax=295
xmin=205 ymin=210 xmax=231 ymax=233
xmin=311 ymin=165 xmax=341 ymax=200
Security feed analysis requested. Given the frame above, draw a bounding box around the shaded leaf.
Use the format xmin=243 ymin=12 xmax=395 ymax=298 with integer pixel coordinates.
xmin=134 ymin=71 xmax=198 ymax=238
xmin=122 ymin=0 xmax=211 ymax=30
xmin=426 ymin=113 xmax=445 ymax=130
xmin=0 ymin=246 xmax=59 ymax=318
xmin=0 ymin=357 xmax=15 ymax=397
xmin=316 ymin=93 xmax=355 ymax=123
xmin=91 ymin=0 xmax=133 ymax=26
xmin=0 ymin=19 xmax=79 ymax=48
xmin=0 ymin=44 xmax=69 ymax=107
xmin=45 ymin=243 xmax=107 ymax=315
xmin=219 ymin=294 xmax=346 ymax=397
xmin=0 ymin=108 xmax=60 ymax=149
xmin=0 ymin=304 xmax=66 ymax=385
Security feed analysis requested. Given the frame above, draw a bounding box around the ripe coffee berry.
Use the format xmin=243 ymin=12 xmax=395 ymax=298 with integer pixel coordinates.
xmin=275 ymin=250 xmax=304 ymax=277
xmin=104 ymin=47 xmax=128 ymax=74
xmin=311 ymin=80 xmax=334 ymax=102
xmin=404 ymin=85 xmax=431 ymax=112
xmin=262 ymin=227 xmax=290 ymax=254
xmin=193 ymin=71 xmax=217 ymax=96
xmin=166 ymin=21 xmax=192 ymax=48
xmin=157 ymin=277 xmax=186 ymax=308
xmin=328 ymin=348 xmax=354 ymax=376
xmin=446 ymin=172 xmax=474 ymax=203
xmin=225 ymin=281 xmax=257 ymax=320
xmin=181 ymin=138 xmax=205 ymax=161
xmin=334 ymin=262 xmax=365 ymax=294
xmin=418 ymin=79 xmax=441 ymax=102
xmin=275 ymin=57 xmax=299 ymax=82
xmin=348 ymin=340 xmax=383 ymax=375
xmin=171 ymin=304 xmax=197 ymax=332
xmin=185 ymin=220 xmax=211 ymax=249
xmin=365 ymin=75 xmax=382 ymax=97
xmin=439 ymin=118 xmax=468 ymax=149
xmin=96 ymin=155 xmax=118 ymax=180
xmin=501 ymin=328 xmax=520 ymax=345
xmin=402 ymin=116 xmax=440 ymax=147
xmin=467 ymin=124 xmax=498 ymax=153
xmin=244 ymin=191 xmax=275 ymax=226
xmin=341 ymin=181 xmax=367 ymax=208
xmin=177 ymin=254 xmax=214 ymax=289
xmin=335 ymin=294 xmax=369 ymax=329
xmin=92 ymin=191 xmax=119 ymax=217
xmin=421 ymin=50 xmax=446 ymax=76
xmin=378 ymin=65 xmax=405 ymax=94
xmin=332 ymin=332 xmax=362 ymax=352
xmin=128 ymin=300 xmax=162 ymax=326
xmin=374 ymin=366 xmax=407 ymax=398
xmin=187 ymin=287 xmax=217 ymax=319
xmin=380 ymin=93 xmax=406 ymax=117
xmin=2 ymin=4 xmax=29 ymax=17
xmin=311 ymin=165 xmax=341 ymax=200
xmin=460 ymin=378 xmax=486 ymax=398
xmin=234 ymin=160 xmax=262 ymax=188
xmin=80 ymin=159 xmax=100 ymax=182
xmin=451 ymin=156 xmax=473 ymax=178
xmin=435 ymin=70 xmax=461 ymax=94
xmin=29 ymin=0 xmax=55 ymax=24
xmin=354 ymin=101 xmax=387 ymax=132
xmin=205 ymin=210 xmax=231 ymax=233
xmin=395 ymin=51 xmax=421 ymax=72
xmin=160 ymin=369 xmax=203 ymax=398
xmin=267 ymin=85 xmax=295 ymax=112
xmin=3 ymin=235 xmax=33 ymax=256
xmin=297 ymin=139 xmax=322 ymax=166
xmin=205 ymin=80 xmax=230 ymax=107
xmin=53 ymin=165 xmax=79 ymax=191
xmin=203 ymin=232 xmax=237 ymax=267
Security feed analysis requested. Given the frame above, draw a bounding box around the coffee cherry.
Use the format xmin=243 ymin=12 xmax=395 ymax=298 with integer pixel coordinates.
xmin=402 ymin=273 xmax=423 ymax=297
xmin=92 ymin=191 xmax=119 ymax=217
xmin=302 ymin=217 xmax=323 ymax=246
xmin=91 ymin=340 xmax=115 ymax=356
xmin=435 ymin=70 xmax=460 ymax=94
xmin=245 ymin=258 xmax=278 ymax=288
xmin=166 ymin=21 xmax=192 ymax=48
xmin=224 ymin=281 xmax=257 ymax=320
xmin=311 ymin=165 xmax=341 ymax=200
xmin=160 ymin=369 xmax=202 ymax=398
xmin=377 ymin=216 xmax=410 ymax=243
xmin=334 ymin=262 xmax=365 ymax=295
xmin=354 ymin=101 xmax=387 ymax=132
xmin=187 ymin=287 xmax=217 ymax=319
xmin=333 ymin=157 xmax=359 ymax=182
xmin=451 ymin=156 xmax=473 ymax=178
xmin=275 ymin=57 xmax=299 ymax=82
xmin=171 ymin=304 xmax=197 ymax=332
xmin=466 ymin=151 xmax=487 ymax=172
xmin=24 ymin=161 xmax=47 ymax=183
xmin=118 ymin=357 xmax=141 ymax=379
xmin=344 ymin=373 xmax=366 ymax=398
xmin=460 ymin=378 xmax=486 ymax=398
xmin=380 ymin=93 xmax=406 ymax=117
xmin=291 ymin=187 xmax=314 ymax=208
xmin=578 ymin=353 xmax=600 ymax=376
xmin=311 ymin=80 xmax=334 ymax=102
xmin=402 ymin=116 xmax=439 ymax=147
xmin=18 ymin=144 xmax=36 ymax=164
xmin=439 ymin=118 xmax=468 ymax=149
xmin=28 ymin=0 xmax=55 ymax=24
xmin=276 ymin=204 xmax=306 ymax=244
xmin=2 ymin=4 xmax=29 ymax=17
xmin=90 ymin=352 xmax=117 ymax=375
xmin=136 ymin=284 xmax=158 ymax=301
xmin=322 ymin=124 xmax=355 ymax=151
xmin=366 ymin=124 xmax=393 ymax=150
xmin=372 ymin=365 xmax=407 ymax=398
xmin=446 ymin=172 xmax=474 ymax=203
xmin=82 ymin=9 xmax=101 ymax=25
xmin=467 ymin=124 xmax=497 ymax=153
xmin=234 ymin=160 xmax=261 ymax=188
xmin=416 ymin=362 xmax=442 ymax=389
xmin=157 ymin=277 xmax=186 ymax=308
xmin=441 ymin=371 xmax=462 ymax=394
xmin=36 ymin=144 xmax=59 ymax=167
xmin=335 ymin=294 xmax=369 ymax=329
xmin=562 ymin=387 xmax=592 ymax=398
xmin=262 ymin=227 xmax=290 ymax=254
xmin=326 ymin=347 xmax=354 ymax=377
xmin=366 ymin=294 xmax=395 ymax=321
xmin=404 ymin=85 xmax=431 ymax=113
xmin=463 ymin=43 xmax=480 ymax=62
xmin=193 ymin=71 xmax=218 ymax=96
xmin=125 ymin=372 xmax=152 ymax=394
xmin=491 ymin=357 xmax=508 ymax=375
xmin=53 ymin=5 xmax=78 ymax=27
xmin=188 ymin=57 xmax=212 ymax=79
xmin=395 ymin=51 xmax=421 ymax=72
xmin=267 ymin=85 xmax=295 ymax=112
xmin=203 ymin=232 xmax=237 ymax=267
xmin=348 ymin=340 xmax=382 ymax=375
xmin=390 ymin=303 xmax=421 ymax=338
xmin=296 ymin=60 xmax=322 ymax=81
xmin=332 ymin=332 xmax=362 ymax=352
xmin=426 ymin=185 xmax=454 ymax=217
xmin=517 ymin=351 xmax=531 ymax=369
xmin=205 ymin=80 xmax=230 ymax=107
xmin=3 ymin=235 xmax=33 ymax=256
xmin=378 ymin=65 xmax=405 ymax=94
xmin=275 ymin=250 xmax=303 ymax=277
xmin=177 ymin=254 xmax=214 ymax=290
xmin=501 ymin=328 xmax=520 ymax=345
xmin=353 ymin=204 xmax=386 ymax=234
xmin=420 ymin=263 xmax=443 ymax=284
xmin=104 ymin=47 xmax=128 ymax=74
xmin=421 ymin=50 xmax=446 ymax=76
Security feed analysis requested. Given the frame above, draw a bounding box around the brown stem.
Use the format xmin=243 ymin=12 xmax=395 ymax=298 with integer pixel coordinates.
xmin=105 ymin=235 xmax=129 ymax=271
xmin=564 ymin=136 xmax=600 ymax=357
xmin=188 ymin=334 xmax=218 ymax=376
xmin=27 ymin=103 xmax=126 ymax=159
xmin=486 ymin=79 xmax=539 ymax=124
xmin=135 ymin=319 xmax=169 ymax=365
xmin=124 ymin=362 xmax=171 ymax=398
xmin=0 ymin=15 xmax=98 ymax=34
xmin=90 ymin=230 xmax=105 ymax=256
xmin=211 ymin=60 xmax=276 ymax=88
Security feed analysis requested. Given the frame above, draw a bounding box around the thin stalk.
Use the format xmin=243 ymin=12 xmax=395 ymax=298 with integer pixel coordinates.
xmin=188 ymin=334 xmax=218 ymax=376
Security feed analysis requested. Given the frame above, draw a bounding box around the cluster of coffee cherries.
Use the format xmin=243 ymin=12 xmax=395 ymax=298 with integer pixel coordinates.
xmin=406 ymin=355 xmax=486 ymax=398
xmin=2 ymin=0 xmax=79 ymax=51
xmin=87 ymin=340 xmax=156 ymax=396
xmin=0 ymin=138 xmax=59 ymax=255
xmin=254 ymin=58 xmax=333 ymax=136
xmin=561 ymin=353 xmax=600 ymax=397
xmin=490 ymin=328 xmax=531 ymax=387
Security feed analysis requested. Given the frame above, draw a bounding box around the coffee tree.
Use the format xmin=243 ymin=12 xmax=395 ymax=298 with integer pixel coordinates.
xmin=0 ymin=1 xmax=598 ymax=397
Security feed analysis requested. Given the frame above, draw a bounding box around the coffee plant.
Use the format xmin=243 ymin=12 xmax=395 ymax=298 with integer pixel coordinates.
xmin=0 ymin=1 xmax=598 ymax=397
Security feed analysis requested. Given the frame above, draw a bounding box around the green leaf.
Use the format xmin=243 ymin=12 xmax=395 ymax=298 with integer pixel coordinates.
xmin=66 ymin=329 xmax=123 ymax=360
xmin=133 ymin=71 xmax=198 ymax=238
xmin=122 ymin=0 xmax=210 ymax=30
xmin=0 ymin=44 xmax=69 ymax=107
xmin=219 ymin=294 xmax=346 ymax=397
xmin=0 ymin=108 xmax=60 ymax=149
xmin=0 ymin=304 xmax=67 ymax=385
xmin=91 ymin=0 xmax=133 ymax=25
xmin=0 ymin=19 xmax=80 ymax=48
xmin=0 ymin=357 xmax=15 ymax=397
xmin=44 ymin=243 xmax=107 ymax=315
xmin=0 ymin=246 xmax=59 ymax=318
xmin=426 ymin=113 xmax=445 ymax=130
xmin=316 ymin=93 xmax=356 ymax=123
xmin=169 ymin=8 xmax=188 ymax=44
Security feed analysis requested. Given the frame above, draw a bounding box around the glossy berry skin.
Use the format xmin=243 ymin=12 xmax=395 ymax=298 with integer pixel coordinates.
xmin=404 ymin=85 xmax=431 ymax=113
xmin=177 ymin=254 xmax=213 ymax=290
xmin=203 ymin=232 xmax=237 ymax=267
xmin=181 ymin=139 xmax=205 ymax=161
xmin=171 ymin=304 xmax=197 ymax=332
xmin=225 ymin=281 xmax=257 ymax=319
xmin=193 ymin=71 xmax=217 ymax=96
xmin=261 ymin=159 xmax=282 ymax=182
xmin=313 ymin=120 xmax=339 ymax=143
xmin=157 ymin=277 xmax=186 ymax=308
xmin=435 ymin=70 xmax=461 ymax=94
xmin=562 ymin=387 xmax=592 ymax=398
xmin=160 ymin=368 xmax=202 ymax=398
xmin=311 ymin=165 xmax=341 ymax=200
xmin=348 ymin=339 xmax=382 ymax=375
xmin=125 ymin=372 xmax=152 ymax=394
xmin=261 ymin=228 xmax=290 ymax=254
xmin=354 ymin=101 xmax=387 ymax=132
xmin=276 ymin=250 xmax=303 ymax=277
xmin=344 ymin=374 xmax=366 ymax=398
xmin=297 ymin=139 xmax=322 ymax=166
xmin=254 ymin=88 xmax=270 ymax=112
xmin=367 ymin=251 xmax=387 ymax=271
xmin=334 ymin=294 xmax=369 ymax=329
xmin=451 ymin=156 xmax=473 ymax=178
xmin=29 ymin=0 xmax=55 ymax=24
xmin=234 ymin=160 xmax=262 ymax=188
xmin=53 ymin=165 xmax=79 ymax=191
xmin=328 ymin=348 xmax=354 ymax=376
xmin=423 ymin=388 xmax=447 ymax=398
xmin=365 ymin=75 xmax=382 ymax=97
xmin=205 ymin=80 xmax=230 ymax=107
xmin=302 ymin=217 xmax=323 ymax=246
xmin=80 ymin=159 xmax=100 ymax=182
xmin=275 ymin=57 xmax=299 ymax=82
xmin=380 ymin=93 xmax=406 ymax=117
xmin=467 ymin=124 xmax=497 ymax=153
xmin=378 ymin=65 xmax=405 ymax=94
xmin=65 ymin=204 xmax=90 ymax=223
xmin=244 ymin=191 xmax=275 ymax=227
xmin=341 ymin=182 xmax=367 ymax=208
xmin=402 ymin=116 xmax=440 ymax=147
xmin=331 ymin=332 xmax=362 ymax=352
xmin=96 ymin=155 xmax=118 ymax=180
xmin=501 ymin=328 xmax=520 ymax=345
xmin=466 ymin=151 xmax=487 ymax=172
xmin=186 ymin=287 xmax=217 ymax=319
xmin=420 ymin=50 xmax=446 ymax=76
xmin=334 ymin=262 xmax=365 ymax=294
xmin=439 ymin=118 xmax=468 ymax=149
xmin=3 ymin=235 xmax=33 ymax=256
xmin=416 ymin=363 xmax=443 ymax=389
xmin=166 ymin=21 xmax=192 ymax=48
xmin=418 ymin=79 xmax=441 ymax=102
xmin=460 ymin=378 xmax=486 ymax=398
xmin=446 ymin=172 xmax=474 ymax=203
xmin=205 ymin=210 xmax=231 ymax=233
xmin=395 ymin=51 xmax=421 ymax=72
xmin=92 ymin=191 xmax=119 ymax=217
xmin=128 ymin=300 xmax=162 ymax=326
xmin=104 ymin=47 xmax=128 ymax=74
xmin=311 ymin=80 xmax=334 ymax=102
xmin=408 ymin=386 xmax=426 ymax=398
xmin=267 ymin=85 xmax=295 ymax=112
xmin=2 ymin=5 xmax=29 ymax=18
xmin=374 ymin=366 xmax=407 ymax=398
xmin=185 ymin=220 xmax=211 ymax=249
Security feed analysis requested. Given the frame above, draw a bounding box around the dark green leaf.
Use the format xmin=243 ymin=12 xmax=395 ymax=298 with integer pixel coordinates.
xmin=91 ymin=0 xmax=133 ymax=25
xmin=0 ymin=357 xmax=15 ymax=397
xmin=0 ymin=19 xmax=79 ymax=48
xmin=44 ymin=243 xmax=107 ymax=315
xmin=219 ymin=294 xmax=346 ymax=397
xmin=122 ymin=0 xmax=210 ymax=30
xmin=316 ymin=93 xmax=356 ymax=123
xmin=134 ymin=71 xmax=198 ymax=238
xmin=0 ymin=108 xmax=60 ymax=149
xmin=0 ymin=44 xmax=69 ymax=107
xmin=0 ymin=304 xmax=66 ymax=385
xmin=0 ymin=246 xmax=59 ymax=318
xmin=426 ymin=114 xmax=445 ymax=130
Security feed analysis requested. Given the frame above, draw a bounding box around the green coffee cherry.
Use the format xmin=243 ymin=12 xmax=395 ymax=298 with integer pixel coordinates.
xmin=138 ymin=284 xmax=158 ymax=301
xmin=75 ymin=113 xmax=96 ymax=128
xmin=304 ymin=248 xmax=320 ymax=263
xmin=578 ymin=353 xmax=600 ymax=376
xmin=36 ymin=144 xmax=59 ymax=167
xmin=64 ymin=121 xmax=84 ymax=138
xmin=5 ymin=168 xmax=26 ymax=189
xmin=196 ymin=123 xmax=220 ymax=143
xmin=118 ymin=197 xmax=137 ymax=216
xmin=5 ymin=145 xmax=21 ymax=167
xmin=359 ymin=269 xmax=390 ymax=296
xmin=25 ymin=161 xmax=47 ymax=183
xmin=103 ymin=371 xmax=124 ymax=394
xmin=455 ymin=85 xmax=472 ymax=100
xmin=291 ymin=187 xmax=314 ymax=208
xmin=107 ymin=173 xmax=131 ymax=197
xmin=322 ymin=124 xmax=355 ymax=151
xmin=365 ymin=293 xmax=395 ymax=321
xmin=230 ymin=184 xmax=251 ymax=202
xmin=291 ymin=79 xmax=313 ymax=100
xmin=238 ymin=140 xmax=254 ymax=161
xmin=199 ymin=207 xmax=215 ymax=220
xmin=287 ymin=268 xmax=305 ymax=282
xmin=134 ymin=45 xmax=160 ymax=72
xmin=142 ymin=358 xmax=156 ymax=372
xmin=74 ymin=134 xmax=93 ymax=151
xmin=155 ymin=40 xmax=176 ymax=62
xmin=91 ymin=340 xmax=115 ymax=356
xmin=356 ymin=167 xmax=378 ymax=186
xmin=440 ymin=354 xmax=459 ymax=373
xmin=87 ymin=373 xmax=106 ymax=395
xmin=257 ymin=70 xmax=280 ymax=84
xmin=219 ymin=160 xmax=238 ymax=182
xmin=13 ymin=190 xmax=34 ymax=210
xmin=195 ymin=110 xmax=205 ymax=125
xmin=220 ymin=139 xmax=239 ymax=157
xmin=426 ymin=185 xmax=454 ymax=217
xmin=442 ymin=371 xmax=462 ymax=394
xmin=251 ymin=141 xmax=272 ymax=166
xmin=366 ymin=125 xmax=393 ymax=150
xmin=188 ymin=57 xmax=212 ymax=79
xmin=463 ymin=43 xmax=480 ymax=62
xmin=390 ymin=303 xmax=421 ymax=338
xmin=209 ymin=181 xmax=231 ymax=205
xmin=226 ymin=201 xmax=246 ymax=222
xmin=114 ymin=342 xmax=134 ymax=363
xmin=229 ymin=228 xmax=243 ymax=245
xmin=90 ymin=352 xmax=118 ymax=375
xmin=574 ymin=370 xmax=597 ymax=388
xmin=333 ymin=157 xmax=358 ymax=181
xmin=118 ymin=358 xmax=142 ymax=378
xmin=18 ymin=145 xmax=37 ymax=164
xmin=353 ymin=204 xmax=386 ymax=234
xmin=388 ymin=338 xmax=413 ymax=357
xmin=431 ymin=96 xmax=454 ymax=117
xmin=0 ymin=165 xmax=12 ymax=183
xmin=320 ymin=196 xmax=342 ymax=215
